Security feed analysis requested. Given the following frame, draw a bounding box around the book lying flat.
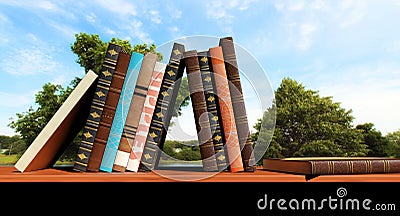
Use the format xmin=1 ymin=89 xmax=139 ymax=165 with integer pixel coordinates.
xmin=263 ymin=157 xmax=400 ymax=176
xmin=15 ymin=70 xmax=98 ymax=172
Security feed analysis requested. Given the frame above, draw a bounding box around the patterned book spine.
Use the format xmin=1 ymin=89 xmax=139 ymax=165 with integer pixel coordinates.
xmin=73 ymin=43 xmax=122 ymax=172
xmin=112 ymin=53 xmax=158 ymax=172
xmin=126 ymin=62 xmax=166 ymax=172
xmin=140 ymin=43 xmax=185 ymax=171
xmin=99 ymin=52 xmax=144 ymax=172
xmin=311 ymin=160 xmax=400 ymax=175
xmin=86 ymin=51 xmax=131 ymax=172
xmin=183 ymin=50 xmax=218 ymax=172
xmin=219 ymin=37 xmax=256 ymax=172
xmin=209 ymin=46 xmax=244 ymax=172
xmin=198 ymin=51 xmax=229 ymax=172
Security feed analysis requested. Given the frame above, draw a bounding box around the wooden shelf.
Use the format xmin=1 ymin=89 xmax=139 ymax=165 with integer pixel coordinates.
xmin=2 ymin=166 xmax=400 ymax=182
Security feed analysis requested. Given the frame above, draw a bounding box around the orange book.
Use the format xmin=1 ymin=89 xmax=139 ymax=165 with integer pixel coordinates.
xmin=209 ymin=46 xmax=244 ymax=172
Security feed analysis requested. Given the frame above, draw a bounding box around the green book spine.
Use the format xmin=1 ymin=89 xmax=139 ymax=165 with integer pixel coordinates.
xmin=73 ymin=43 xmax=122 ymax=172
xmin=140 ymin=43 xmax=185 ymax=171
xmin=198 ymin=51 xmax=229 ymax=172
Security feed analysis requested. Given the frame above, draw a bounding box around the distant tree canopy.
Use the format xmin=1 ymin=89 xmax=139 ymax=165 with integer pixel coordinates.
xmin=8 ymin=32 xmax=189 ymax=161
xmin=253 ymin=77 xmax=370 ymax=159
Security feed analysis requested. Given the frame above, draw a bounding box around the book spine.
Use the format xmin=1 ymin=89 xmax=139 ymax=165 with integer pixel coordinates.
xmin=198 ymin=51 xmax=229 ymax=172
xmin=184 ymin=50 xmax=218 ymax=172
xmin=73 ymin=43 xmax=122 ymax=172
xmin=209 ymin=46 xmax=244 ymax=172
xmin=126 ymin=62 xmax=166 ymax=172
xmin=99 ymin=52 xmax=144 ymax=172
xmin=86 ymin=51 xmax=131 ymax=172
xmin=219 ymin=37 xmax=256 ymax=172
xmin=140 ymin=43 xmax=185 ymax=171
xmin=311 ymin=160 xmax=400 ymax=175
xmin=112 ymin=53 xmax=158 ymax=172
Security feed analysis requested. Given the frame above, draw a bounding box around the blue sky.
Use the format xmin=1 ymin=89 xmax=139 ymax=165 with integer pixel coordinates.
xmin=0 ymin=0 xmax=399 ymax=139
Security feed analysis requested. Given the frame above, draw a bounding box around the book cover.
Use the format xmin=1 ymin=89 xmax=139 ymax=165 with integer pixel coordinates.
xmin=112 ymin=52 xmax=158 ymax=172
xmin=183 ymin=50 xmax=218 ymax=172
xmin=99 ymin=52 xmax=144 ymax=172
xmin=86 ymin=51 xmax=131 ymax=172
xmin=14 ymin=70 xmax=98 ymax=172
xmin=140 ymin=42 xmax=185 ymax=171
xmin=209 ymin=46 xmax=244 ymax=172
xmin=219 ymin=36 xmax=256 ymax=172
xmin=198 ymin=50 xmax=229 ymax=172
xmin=263 ymin=157 xmax=400 ymax=176
xmin=73 ymin=43 xmax=122 ymax=172
xmin=126 ymin=62 xmax=166 ymax=172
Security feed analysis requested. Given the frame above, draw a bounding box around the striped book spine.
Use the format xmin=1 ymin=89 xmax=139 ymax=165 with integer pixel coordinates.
xmin=209 ymin=46 xmax=244 ymax=172
xmin=198 ymin=51 xmax=229 ymax=172
xmin=112 ymin=53 xmax=158 ymax=172
xmin=86 ymin=51 xmax=131 ymax=172
xmin=140 ymin=43 xmax=185 ymax=171
xmin=73 ymin=43 xmax=122 ymax=172
xmin=99 ymin=52 xmax=144 ymax=172
xmin=183 ymin=50 xmax=218 ymax=172
xmin=126 ymin=62 xmax=166 ymax=172
xmin=219 ymin=37 xmax=256 ymax=172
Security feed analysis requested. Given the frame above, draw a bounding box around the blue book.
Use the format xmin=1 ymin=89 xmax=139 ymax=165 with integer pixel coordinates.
xmin=99 ymin=52 xmax=144 ymax=172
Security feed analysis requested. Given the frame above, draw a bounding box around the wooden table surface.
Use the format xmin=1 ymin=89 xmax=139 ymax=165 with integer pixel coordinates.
xmin=2 ymin=165 xmax=400 ymax=182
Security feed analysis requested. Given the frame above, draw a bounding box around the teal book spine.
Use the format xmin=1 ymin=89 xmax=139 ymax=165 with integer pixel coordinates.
xmin=99 ymin=52 xmax=144 ymax=172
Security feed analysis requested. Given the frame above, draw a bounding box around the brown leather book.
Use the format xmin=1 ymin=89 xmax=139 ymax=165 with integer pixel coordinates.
xmin=219 ymin=36 xmax=256 ymax=172
xmin=183 ymin=50 xmax=218 ymax=172
xmin=140 ymin=43 xmax=185 ymax=171
xmin=263 ymin=157 xmax=400 ymax=176
xmin=209 ymin=46 xmax=244 ymax=172
xmin=73 ymin=43 xmax=122 ymax=172
xmin=112 ymin=52 xmax=158 ymax=172
xmin=86 ymin=51 xmax=131 ymax=172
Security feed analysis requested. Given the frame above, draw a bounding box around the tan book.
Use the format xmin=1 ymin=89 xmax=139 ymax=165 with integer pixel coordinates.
xmin=14 ymin=70 xmax=98 ymax=172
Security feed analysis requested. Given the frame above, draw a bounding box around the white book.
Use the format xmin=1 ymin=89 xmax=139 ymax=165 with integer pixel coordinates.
xmin=14 ymin=70 xmax=98 ymax=172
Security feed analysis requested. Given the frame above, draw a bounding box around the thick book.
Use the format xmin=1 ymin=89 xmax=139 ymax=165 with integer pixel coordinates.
xmin=73 ymin=43 xmax=122 ymax=172
xmin=219 ymin=36 xmax=256 ymax=172
xmin=263 ymin=157 xmax=400 ymax=176
xmin=86 ymin=50 xmax=131 ymax=172
xmin=14 ymin=70 xmax=98 ymax=172
xmin=198 ymin=51 xmax=229 ymax=172
xmin=140 ymin=43 xmax=186 ymax=171
xmin=99 ymin=52 xmax=144 ymax=172
xmin=209 ymin=46 xmax=244 ymax=172
xmin=112 ymin=52 xmax=158 ymax=172
xmin=126 ymin=62 xmax=166 ymax=172
xmin=183 ymin=50 xmax=218 ymax=172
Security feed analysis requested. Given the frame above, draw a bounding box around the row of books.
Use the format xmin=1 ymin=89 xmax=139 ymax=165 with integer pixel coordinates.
xmin=14 ymin=36 xmax=257 ymax=173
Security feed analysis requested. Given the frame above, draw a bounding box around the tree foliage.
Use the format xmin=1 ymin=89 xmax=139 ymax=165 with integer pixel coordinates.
xmin=356 ymin=123 xmax=389 ymax=157
xmin=385 ymin=130 xmax=400 ymax=158
xmin=253 ymin=77 xmax=369 ymax=159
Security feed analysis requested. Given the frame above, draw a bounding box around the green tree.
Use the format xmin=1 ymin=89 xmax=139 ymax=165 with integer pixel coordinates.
xmin=356 ymin=123 xmax=389 ymax=157
xmin=385 ymin=130 xmax=400 ymax=158
xmin=253 ymin=77 xmax=368 ymax=159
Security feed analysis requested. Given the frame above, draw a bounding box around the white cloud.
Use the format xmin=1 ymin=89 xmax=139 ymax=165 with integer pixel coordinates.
xmin=166 ymin=5 xmax=182 ymax=19
xmin=85 ymin=12 xmax=96 ymax=23
xmin=2 ymin=47 xmax=58 ymax=76
xmin=94 ymin=0 xmax=137 ymax=17
xmin=149 ymin=10 xmax=162 ymax=24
